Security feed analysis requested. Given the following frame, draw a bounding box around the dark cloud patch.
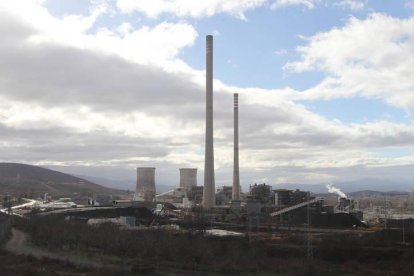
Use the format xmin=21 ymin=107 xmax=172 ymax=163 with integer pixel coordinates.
xmin=0 ymin=122 xmax=170 ymax=162
xmin=0 ymin=45 xmax=204 ymax=116
xmin=0 ymin=12 xmax=204 ymax=120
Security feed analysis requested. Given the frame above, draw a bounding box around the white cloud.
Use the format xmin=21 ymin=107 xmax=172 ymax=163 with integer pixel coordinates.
xmin=116 ymin=0 xmax=267 ymax=19
xmin=271 ymin=0 xmax=316 ymax=10
xmin=226 ymin=59 xmax=238 ymax=68
xmin=93 ymin=22 xmax=198 ymax=66
xmin=274 ymin=49 xmax=288 ymax=55
xmin=116 ymin=0 xmax=322 ymax=19
xmin=212 ymin=29 xmax=221 ymax=36
xmin=30 ymin=19 xmax=198 ymax=68
xmin=1 ymin=0 xmax=107 ymax=36
xmin=285 ymin=13 xmax=414 ymax=109
xmin=0 ymin=1 xmax=197 ymax=71
xmin=335 ymin=0 xmax=365 ymax=11
xmin=405 ymin=0 xmax=414 ymax=9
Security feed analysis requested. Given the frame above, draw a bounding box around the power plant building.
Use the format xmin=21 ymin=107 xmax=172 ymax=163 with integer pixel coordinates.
xmin=155 ymin=168 xmax=199 ymax=208
xmin=135 ymin=167 xmax=156 ymax=201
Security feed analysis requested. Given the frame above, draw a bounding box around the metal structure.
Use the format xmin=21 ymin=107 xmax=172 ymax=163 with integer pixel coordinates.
xmin=203 ymin=35 xmax=215 ymax=210
xmin=269 ymin=197 xmax=321 ymax=217
xmin=179 ymin=168 xmax=197 ymax=189
xmin=135 ymin=167 xmax=156 ymax=201
xmin=232 ymin=93 xmax=240 ymax=201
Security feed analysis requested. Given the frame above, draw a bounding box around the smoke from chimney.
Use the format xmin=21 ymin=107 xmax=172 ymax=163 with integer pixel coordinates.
xmin=326 ymin=183 xmax=347 ymax=198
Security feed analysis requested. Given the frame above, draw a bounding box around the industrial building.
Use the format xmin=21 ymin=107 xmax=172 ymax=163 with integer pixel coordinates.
xmin=248 ymin=183 xmax=273 ymax=204
xmin=154 ymin=168 xmax=202 ymax=208
xmin=274 ymin=189 xmax=309 ymax=207
xmin=216 ymin=186 xmax=233 ymax=206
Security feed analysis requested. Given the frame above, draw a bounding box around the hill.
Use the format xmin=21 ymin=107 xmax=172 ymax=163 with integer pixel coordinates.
xmin=74 ymin=174 xmax=174 ymax=193
xmin=347 ymin=190 xmax=410 ymax=198
xmin=275 ymin=178 xmax=413 ymax=194
xmin=0 ymin=163 xmax=128 ymax=198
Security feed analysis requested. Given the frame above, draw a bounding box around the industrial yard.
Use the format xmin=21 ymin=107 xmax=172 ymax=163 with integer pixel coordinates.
xmin=2 ymin=167 xmax=414 ymax=274
xmin=1 ymin=160 xmax=414 ymax=274
xmin=1 ymin=209 xmax=413 ymax=275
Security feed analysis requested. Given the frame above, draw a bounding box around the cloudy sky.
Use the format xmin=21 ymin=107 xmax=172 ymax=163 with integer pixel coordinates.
xmin=1 ymin=0 xmax=414 ymax=191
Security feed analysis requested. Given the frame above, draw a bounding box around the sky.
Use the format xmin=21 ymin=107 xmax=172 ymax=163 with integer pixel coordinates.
xmin=1 ymin=0 xmax=414 ymax=191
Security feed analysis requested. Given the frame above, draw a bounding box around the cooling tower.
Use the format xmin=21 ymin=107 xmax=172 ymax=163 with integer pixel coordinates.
xmin=203 ymin=35 xmax=215 ymax=209
xmin=179 ymin=168 xmax=197 ymax=189
xmin=232 ymin=93 xmax=240 ymax=201
xmin=135 ymin=167 xmax=156 ymax=201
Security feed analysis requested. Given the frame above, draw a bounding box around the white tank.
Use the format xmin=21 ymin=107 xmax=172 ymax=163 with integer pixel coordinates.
xmin=135 ymin=167 xmax=156 ymax=201
xmin=179 ymin=168 xmax=197 ymax=189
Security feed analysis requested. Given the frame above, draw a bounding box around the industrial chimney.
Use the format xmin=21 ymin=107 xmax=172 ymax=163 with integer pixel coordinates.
xmin=203 ymin=35 xmax=215 ymax=209
xmin=135 ymin=167 xmax=156 ymax=201
xmin=179 ymin=168 xmax=197 ymax=189
xmin=232 ymin=93 xmax=240 ymax=201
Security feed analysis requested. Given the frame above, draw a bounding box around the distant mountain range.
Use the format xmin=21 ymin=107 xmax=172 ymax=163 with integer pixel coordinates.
xmin=0 ymin=163 xmax=128 ymax=198
xmin=275 ymin=178 xmax=414 ymax=196
xmin=75 ymin=174 xmax=174 ymax=194
xmin=347 ymin=190 xmax=410 ymax=197
xmin=76 ymin=174 xmax=414 ymax=197
xmin=69 ymin=174 xmax=414 ymax=196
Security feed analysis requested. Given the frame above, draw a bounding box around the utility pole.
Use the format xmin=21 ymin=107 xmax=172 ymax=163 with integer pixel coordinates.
xmin=4 ymin=193 xmax=12 ymax=215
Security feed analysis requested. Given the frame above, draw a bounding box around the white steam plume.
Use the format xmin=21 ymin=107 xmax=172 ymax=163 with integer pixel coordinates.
xmin=326 ymin=183 xmax=347 ymax=198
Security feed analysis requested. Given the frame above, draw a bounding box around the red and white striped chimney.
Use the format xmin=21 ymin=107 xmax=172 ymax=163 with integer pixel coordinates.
xmin=232 ymin=93 xmax=240 ymax=201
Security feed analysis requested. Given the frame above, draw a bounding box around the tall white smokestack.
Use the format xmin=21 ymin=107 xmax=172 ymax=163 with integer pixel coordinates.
xmin=203 ymin=35 xmax=215 ymax=209
xmin=232 ymin=93 xmax=240 ymax=201
xmin=135 ymin=167 xmax=156 ymax=201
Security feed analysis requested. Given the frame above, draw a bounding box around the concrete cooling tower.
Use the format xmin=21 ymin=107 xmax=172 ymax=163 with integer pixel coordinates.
xmin=179 ymin=168 xmax=197 ymax=189
xmin=135 ymin=167 xmax=156 ymax=201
